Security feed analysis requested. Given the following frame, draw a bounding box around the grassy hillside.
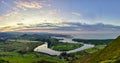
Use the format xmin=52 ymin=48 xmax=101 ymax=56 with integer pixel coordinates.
xmin=72 ymin=36 xmax=120 ymax=63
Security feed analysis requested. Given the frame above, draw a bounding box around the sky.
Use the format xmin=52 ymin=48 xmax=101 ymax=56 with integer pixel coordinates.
xmin=0 ymin=0 xmax=120 ymax=34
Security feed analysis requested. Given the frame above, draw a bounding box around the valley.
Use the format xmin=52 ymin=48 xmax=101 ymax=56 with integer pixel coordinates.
xmin=0 ymin=33 xmax=114 ymax=63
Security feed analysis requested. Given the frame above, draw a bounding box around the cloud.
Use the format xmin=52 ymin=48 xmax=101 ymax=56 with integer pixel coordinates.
xmin=15 ymin=1 xmax=43 ymax=9
xmin=62 ymin=22 xmax=120 ymax=32
xmin=71 ymin=12 xmax=81 ymax=16
xmin=0 ymin=22 xmax=68 ymax=32
xmin=0 ymin=22 xmax=120 ymax=35
xmin=0 ymin=17 xmax=3 ymax=21
xmin=0 ymin=26 xmax=20 ymax=32
xmin=17 ymin=29 xmax=82 ymax=34
xmin=4 ymin=11 xmax=18 ymax=17
xmin=20 ymin=22 xmax=120 ymax=34
xmin=1 ymin=0 xmax=9 ymax=7
xmin=0 ymin=23 xmax=31 ymax=32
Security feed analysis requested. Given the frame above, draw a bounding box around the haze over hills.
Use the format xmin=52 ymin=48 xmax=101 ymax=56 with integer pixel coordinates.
xmin=72 ymin=36 xmax=120 ymax=63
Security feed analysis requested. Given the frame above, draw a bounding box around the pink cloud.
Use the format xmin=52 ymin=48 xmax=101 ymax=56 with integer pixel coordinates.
xmin=0 ymin=17 xmax=3 ymax=21
xmin=15 ymin=1 xmax=43 ymax=9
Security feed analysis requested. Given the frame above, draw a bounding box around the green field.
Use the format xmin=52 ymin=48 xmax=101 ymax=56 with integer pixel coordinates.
xmin=85 ymin=45 xmax=106 ymax=53
xmin=0 ymin=52 xmax=67 ymax=63
xmin=51 ymin=42 xmax=83 ymax=51
xmin=0 ymin=38 xmax=84 ymax=63
xmin=0 ymin=40 xmax=43 ymax=52
xmin=0 ymin=40 xmax=67 ymax=63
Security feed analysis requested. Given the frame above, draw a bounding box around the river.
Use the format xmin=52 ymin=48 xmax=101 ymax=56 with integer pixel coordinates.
xmin=52 ymin=36 xmax=95 ymax=53
xmin=34 ymin=36 xmax=94 ymax=55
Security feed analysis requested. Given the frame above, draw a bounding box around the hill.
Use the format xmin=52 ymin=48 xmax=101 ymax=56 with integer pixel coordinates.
xmin=71 ymin=36 xmax=120 ymax=63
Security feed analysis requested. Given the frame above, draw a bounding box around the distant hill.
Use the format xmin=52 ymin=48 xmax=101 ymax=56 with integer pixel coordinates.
xmin=71 ymin=36 xmax=120 ymax=63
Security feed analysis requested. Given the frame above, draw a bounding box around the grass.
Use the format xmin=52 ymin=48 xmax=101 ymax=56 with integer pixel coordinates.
xmin=0 ymin=40 xmax=43 ymax=52
xmin=51 ymin=42 xmax=83 ymax=51
xmin=9 ymin=39 xmax=40 ymax=43
xmin=85 ymin=45 xmax=106 ymax=53
xmin=0 ymin=52 xmax=67 ymax=63
xmin=72 ymin=36 xmax=120 ymax=63
xmin=0 ymin=40 xmax=67 ymax=63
